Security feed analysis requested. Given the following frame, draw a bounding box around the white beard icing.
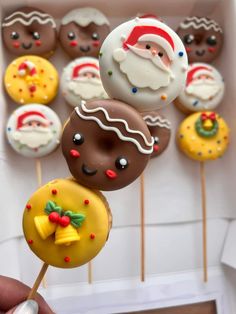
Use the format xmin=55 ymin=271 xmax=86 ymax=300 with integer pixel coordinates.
xmin=186 ymin=79 xmax=221 ymax=100
xmin=67 ymin=78 xmax=108 ymax=100
xmin=118 ymin=50 xmax=172 ymax=90
xmin=12 ymin=126 xmax=53 ymax=149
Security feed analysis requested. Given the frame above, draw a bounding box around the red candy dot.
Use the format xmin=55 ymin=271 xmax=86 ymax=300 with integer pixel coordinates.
xmin=90 ymin=233 xmax=96 ymax=239
xmin=28 ymin=239 xmax=33 ymax=245
xmin=186 ymin=47 xmax=192 ymax=53
xmin=208 ymin=47 xmax=216 ymax=53
xmin=64 ymin=256 xmax=71 ymax=263
xmin=51 ymin=189 xmax=57 ymax=195
xmin=26 ymin=204 xmax=32 ymax=210
xmin=29 ymin=85 xmax=36 ymax=92
xmin=70 ymin=41 xmax=78 ymax=47
xmin=13 ymin=42 xmax=20 ymax=48
xmin=70 ymin=149 xmax=80 ymax=158
xmin=92 ymin=40 xmax=100 ymax=47
xmin=153 ymin=145 xmax=159 ymax=152
xmin=35 ymin=40 xmax=41 ymax=46
xmin=105 ymin=169 xmax=117 ymax=179
xmin=84 ymin=199 xmax=90 ymax=205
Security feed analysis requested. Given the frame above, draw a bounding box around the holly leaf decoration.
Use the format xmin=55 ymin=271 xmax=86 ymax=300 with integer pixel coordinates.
xmin=64 ymin=211 xmax=86 ymax=228
xmin=45 ymin=201 xmax=62 ymax=215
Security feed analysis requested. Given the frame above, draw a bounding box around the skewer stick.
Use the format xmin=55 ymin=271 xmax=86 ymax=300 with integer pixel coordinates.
xmin=27 ymin=263 xmax=49 ymax=300
xmin=200 ymin=161 xmax=208 ymax=282
xmin=88 ymin=261 xmax=92 ymax=284
xmin=140 ymin=173 xmax=145 ymax=282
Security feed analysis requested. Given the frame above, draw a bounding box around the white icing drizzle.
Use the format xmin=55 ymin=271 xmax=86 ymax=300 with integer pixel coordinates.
xmin=75 ymin=102 xmax=153 ymax=155
xmin=180 ymin=17 xmax=223 ymax=33
xmin=4 ymin=10 xmax=53 ymax=21
xmin=143 ymin=115 xmax=171 ymax=128
xmin=2 ymin=15 xmax=56 ymax=28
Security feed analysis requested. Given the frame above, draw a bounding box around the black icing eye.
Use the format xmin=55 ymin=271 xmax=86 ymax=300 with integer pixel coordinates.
xmin=183 ymin=34 xmax=194 ymax=45
xmin=32 ymin=32 xmax=40 ymax=40
xmin=11 ymin=32 xmax=19 ymax=40
xmin=68 ymin=32 xmax=76 ymax=40
xmin=115 ymin=157 xmax=129 ymax=170
xmin=153 ymin=136 xmax=159 ymax=144
xmin=145 ymin=44 xmax=151 ymax=49
xmin=91 ymin=32 xmax=99 ymax=40
xmin=206 ymin=35 xmax=217 ymax=46
xmin=73 ymin=133 xmax=84 ymax=145
xmin=158 ymin=52 xmax=164 ymax=57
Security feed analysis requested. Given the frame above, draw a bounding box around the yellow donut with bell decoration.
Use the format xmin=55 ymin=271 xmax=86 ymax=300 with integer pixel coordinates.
xmin=4 ymin=56 xmax=59 ymax=105
xmin=177 ymin=111 xmax=229 ymax=162
xmin=23 ymin=178 xmax=112 ymax=268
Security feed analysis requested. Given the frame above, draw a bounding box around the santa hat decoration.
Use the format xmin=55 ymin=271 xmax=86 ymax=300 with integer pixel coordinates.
xmin=16 ymin=111 xmax=49 ymax=129
xmin=113 ymin=25 xmax=175 ymax=62
xmin=186 ymin=66 xmax=213 ymax=86
xmin=72 ymin=62 xmax=100 ymax=79
xmin=18 ymin=61 xmax=37 ymax=77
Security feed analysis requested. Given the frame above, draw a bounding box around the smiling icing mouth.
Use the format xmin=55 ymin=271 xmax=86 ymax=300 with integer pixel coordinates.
xmin=22 ymin=43 xmax=33 ymax=49
xmin=196 ymin=50 xmax=205 ymax=56
xmin=82 ymin=164 xmax=97 ymax=176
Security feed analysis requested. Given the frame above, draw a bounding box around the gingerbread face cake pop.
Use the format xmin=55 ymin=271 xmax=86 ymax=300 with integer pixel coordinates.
xmin=177 ymin=111 xmax=229 ymax=161
xmin=59 ymin=7 xmax=110 ymax=59
xmin=23 ymin=178 xmax=112 ymax=268
xmin=99 ymin=17 xmax=188 ymax=112
xmin=6 ymin=104 xmax=62 ymax=158
xmin=2 ymin=7 xmax=57 ymax=58
xmin=61 ymin=57 xmax=108 ymax=107
xmin=177 ymin=17 xmax=223 ymax=63
xmin=142 ymin=112 xmax=171 ymax=158
xmin=175 ymin=63 xmax=224 ymax=113
xmin=61 ymin=100 xmax=153 ymax=191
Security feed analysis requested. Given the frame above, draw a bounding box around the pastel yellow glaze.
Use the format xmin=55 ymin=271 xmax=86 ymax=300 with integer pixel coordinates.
xmin=4 ymin=56 xmax=59 ymax=105
xmin=177 ymin=112 xmax=229 ymax=161
xmin=23 ymin=178 xmax=112 ymax=268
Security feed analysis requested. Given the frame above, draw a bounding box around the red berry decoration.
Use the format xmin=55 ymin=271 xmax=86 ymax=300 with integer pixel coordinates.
xmin=49 ymin=212 xmax=60 ymax=223
xmin=59 ymin=215 xmax=71 ymax=227
xmin=64 ymin=256 xmax=71 ymax=263
xmin=90 ymin=233 xmax=96 ymax=239
xmin=26 ymin=204 xmax=32 ymax=210
xmin=51 ymin=189 xmax=57 ymax=195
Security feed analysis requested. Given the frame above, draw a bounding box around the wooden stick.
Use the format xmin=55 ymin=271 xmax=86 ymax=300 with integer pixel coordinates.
xmin=88 ymin=261 xmax=92 ymax=284
xmin=27 ymin=263 xmax=49 ymax=300
xmin=200 ymin=162 xmax=208 ymax=283
xmin=140 ymin=173 xmax=145 ymax=282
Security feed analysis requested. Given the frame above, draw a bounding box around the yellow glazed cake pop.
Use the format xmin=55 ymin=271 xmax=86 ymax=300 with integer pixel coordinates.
xmin=4 ymin=56 xmax=59 ymax=105
xmin=177 ymin=111 xmax=229 ymax=161
xmin=23 ymin=178 xmax=112 ymax=268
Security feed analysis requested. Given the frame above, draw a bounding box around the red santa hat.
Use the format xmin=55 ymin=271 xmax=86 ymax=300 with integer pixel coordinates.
xmin=16 ymin=111 xmax=49 ymax=129
xmin=186 ymin=66 xmax=213 ymax=86
xmin=72 ymin=62 xmax=100 ymax=79
xmin=113 ymin=25 xmax=175 ymax=62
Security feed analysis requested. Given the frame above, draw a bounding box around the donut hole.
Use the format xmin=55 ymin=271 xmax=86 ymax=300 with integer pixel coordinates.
xmin=97 ymin=137 xmax=115 ymax=152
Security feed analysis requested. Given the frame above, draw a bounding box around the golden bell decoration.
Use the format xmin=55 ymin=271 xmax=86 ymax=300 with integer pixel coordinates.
xmin=34 ymin=215 xmax=56 ymax=240
xmin=55 ymin=224 xmax=80 ymax=246
xmin=203 ymin=119 xmax=213 ymax=130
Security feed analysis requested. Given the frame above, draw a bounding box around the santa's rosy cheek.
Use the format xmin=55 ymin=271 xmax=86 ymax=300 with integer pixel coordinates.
xmin=70 ymin=40 xmax=78 ymax=47
xmin=35 ymin=40 xmax=42 ymax=47
xmin=12 ymin=41 xmax=20 ymax=48
xmin=92 ymin=40 xmax=100 ymax=47
xmin=105 ymin=169 xmax=117 ymax=179
xmin=208 ymin=47 xmax=216 ymax=53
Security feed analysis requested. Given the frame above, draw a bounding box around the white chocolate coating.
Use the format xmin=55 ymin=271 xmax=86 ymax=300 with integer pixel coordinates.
xmin=61 ymin=57 xmax=108 ymax=107
xmin=176 ymin=63 xmax=224 ymax=112
xmin=99 ymin=18 xmax=188 ymax=112
xmin=6 ymin=104 xmax=62 ymax=158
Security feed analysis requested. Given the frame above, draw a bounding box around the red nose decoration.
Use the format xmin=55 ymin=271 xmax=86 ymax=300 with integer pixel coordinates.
xmin=70 ymin=149 xmax=80 ymax=158
xmin=153 ymin=145 xmax=159 ymax=152
xmin=105 ymin=169 xmax=117 ymax=179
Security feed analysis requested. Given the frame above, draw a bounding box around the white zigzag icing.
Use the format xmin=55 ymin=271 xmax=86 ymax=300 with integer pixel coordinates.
xmin=143 ymin=115 xmax=171 ymax=128
xmin=2 ymin=16 xmax=56 ymax=28
xmin=180 ymin=17 xmax=222 ymax=33
xmin=75 ymin=102 xmax=153 ymax=155
xmin=4 ymin=11 xmax=53 ymax=20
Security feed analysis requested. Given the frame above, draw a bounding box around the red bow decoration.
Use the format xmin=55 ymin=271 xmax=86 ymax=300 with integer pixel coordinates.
xmin=201 ymin=112 xmax=216 ymax=121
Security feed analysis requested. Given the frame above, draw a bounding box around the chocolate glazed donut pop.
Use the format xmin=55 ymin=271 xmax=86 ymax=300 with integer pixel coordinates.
xmin=61 ymin=100 xmax=153 ymax=191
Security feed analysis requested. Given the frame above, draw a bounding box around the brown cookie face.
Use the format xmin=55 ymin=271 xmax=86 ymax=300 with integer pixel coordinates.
xmin=61 ymin=100 xmax=153 ymax=191
xmin=142 ymin=112 xmax=171 ymax=158
xmin=177 ymin=17 xmax=223 ymax=63
xmin=2 ymin=7 xmax=57 ymax=57
xmin=59 ymin=22 xmax=110 ymax=58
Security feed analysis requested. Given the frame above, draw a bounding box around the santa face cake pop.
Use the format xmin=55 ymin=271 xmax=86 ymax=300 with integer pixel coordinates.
xmin=23 ymin=178 xmax=112 ymax=268
xmin=177 ymin=17 xmax=223 ymax=63
xmin=59 ymin=7 xmax=110 ymax=59
xmin=4 ymin=56 xmax=59 ymax=105
xmin=175 ymin=63 xmax=224 ymax=113
xmin=99 ymin=17 xmax=188 ymax=112
xmin=177 ymin=111 xmax=229 ymax=161
xmin=2 ymin=7 xmax=57 ymax=58
xmin=142 ymin=112 xmax=171 ymax=158
xmin=61 ymin=100 xmax=153 ymax=191
xmin=6 ymin=104 xmax=62 ymax=158
xmin=61 ymin=57 xmax=108 ymax=107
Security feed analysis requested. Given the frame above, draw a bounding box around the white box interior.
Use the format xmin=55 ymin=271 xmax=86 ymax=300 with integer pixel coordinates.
xmin=1 ymin=0 xmax=236 ymax=313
